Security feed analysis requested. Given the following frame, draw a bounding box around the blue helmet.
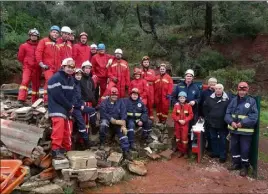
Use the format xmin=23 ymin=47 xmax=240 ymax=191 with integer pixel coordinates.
xmin=178 ymin=91 xmax=187 ymax=98
xmin=97 ymin=43 xmax=106 ymax=50
xmin=50 ymin=25 xmax=60 ymax=32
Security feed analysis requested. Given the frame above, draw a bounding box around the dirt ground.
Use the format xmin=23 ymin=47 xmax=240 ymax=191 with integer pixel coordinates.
xmin=83 ymin=156 xmax=268 ymax=194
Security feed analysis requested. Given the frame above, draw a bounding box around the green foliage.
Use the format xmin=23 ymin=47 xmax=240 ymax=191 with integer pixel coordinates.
xmin=208 ymin=67 xmax=255 ymax=92
xmin=0 ymin=58 xmax=21 ymax=85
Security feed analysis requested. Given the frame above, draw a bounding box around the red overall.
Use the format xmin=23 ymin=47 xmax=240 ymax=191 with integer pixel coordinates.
xmin=172 ymin=103 xmax=193 ymax=153
xmin=57 ymin=38 xmax=73 ymax=62
xmin=17 ymin=40 xmax=41 ymax=103
xmin=51 ymin=117 xmax=73 ymax=151
xmin=141 ymin=68 xmax=156 ymax=119
xmin=35 ymin=37 xmax=61 ymax=103
xmin=129 ymin=78 xmax=149 ymax=105
xmin=72 ymin=42 xmax=91 ymax=68
xmin=107 ymin=59 xmax=130 ymax=98
xmin=91 ymin=53 xmax=113 ymax=97
xmin=154 ymin=73 xmax=173 ymax=123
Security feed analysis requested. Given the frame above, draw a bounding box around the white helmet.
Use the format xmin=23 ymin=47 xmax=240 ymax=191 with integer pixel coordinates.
xmin=185 ymin=69 xmax=194 ymax=77
xmin=81 ymin=60 xmax=92 ymax=68
xmin=114 ymin=48 xmax=123 ymax=55
xmin=61 ymin=58 xmax=75 ymax=67
xmin=61 ymin=26 xmax=72 ymax=34
xmin=75 ymin=68 xmax=83 ymax=74
xmin=90 ymin=44 xmax=97 ymax=49
xmin=208 ymin=77 xmax=217 ymax=83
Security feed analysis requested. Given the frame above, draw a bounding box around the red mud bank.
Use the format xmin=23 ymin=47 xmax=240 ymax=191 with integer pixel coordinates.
xmin=84 ymin=157 xmax=268 ymax=193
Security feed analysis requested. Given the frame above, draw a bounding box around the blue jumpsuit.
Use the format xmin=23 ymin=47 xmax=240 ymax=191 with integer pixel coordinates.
xmin=123 ymin=97 xmax=152 ymax=147
xmin=99 ymin=98 xmax=129 ymax=152
xmin=225 ymin=95 xmax=258 ymax=168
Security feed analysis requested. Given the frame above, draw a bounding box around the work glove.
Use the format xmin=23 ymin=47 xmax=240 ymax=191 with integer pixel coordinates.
xmin=110 ymin=118 xmax=117 ymax=124
xmin=39 ymin=62 xmax=49 ymax=70
xmin=121 ymin=126 xmax=128 ymax=136
xmin=115 ymin=120 xmax=126 ymax=126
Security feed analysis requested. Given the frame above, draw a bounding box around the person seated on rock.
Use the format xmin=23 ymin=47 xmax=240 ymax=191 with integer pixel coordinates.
xmin=99 ymin=87 xmax=132 ymax=160
xmin=72 ymin=68 xmax=97 ymax=150
xmin=123 ymin=88 xmax=153 ymax=150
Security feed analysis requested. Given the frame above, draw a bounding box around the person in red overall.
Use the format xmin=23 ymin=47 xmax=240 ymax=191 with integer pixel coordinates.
xmin=154 ymin=63 xmax=173 ymax=124
xmin=35 ymin=25 xmax=61 ymax=104
xmin=140 ymin=56 xmax=156 ymax=120
xmin=73 ymin=32 xmax=91 ymax=68
xmin=129 ymin=68 xmax=149 ymax=105
xmin=90 ymin=44 xmax=98 ymax=59
xmin=17 ymin=28 xmax=41 ymax=105
xmin=172 ymin=91 xmax=193 ymax=158
xmin=57 ymin=26 xmax=73 ymax=62
xmin=105 ymin=48 xmax=130 ymax=98
xmin=91 ymin=43 xmax=113 ymax=97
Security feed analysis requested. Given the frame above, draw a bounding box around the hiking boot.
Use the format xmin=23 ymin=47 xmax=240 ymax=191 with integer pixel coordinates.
xmin=219 ymin=158 xmax=226 ymax=163
xmin=99 ymin=143 xmax=105 ymax=150
xmin=228 ymin=164 xmax=241 ymax=171
xmin=84 ymin=140 xmax=96 ymax=150
xmin=240 ymin=167 xmax=248 ymax=177
xmin=177 ymin=152 xmax=183 ymax=158
xmin=123 ymin=151 xmax=133 ymax=161
xmin=129 ymin=143 xmax=137 ymax=151
xmin=52 ymin=150 xmax=66 ymax=160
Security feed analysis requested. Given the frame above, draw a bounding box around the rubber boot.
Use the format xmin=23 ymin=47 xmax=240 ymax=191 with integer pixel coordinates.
xmin=129 ymin=143 xmax=137 ymax=151
xmin=240 ymin=167 xmax=248 ymax=177
xmin=123 ymin=151 xmax=133 ymax=161
xmin=228 ymin=163 xmax=242 ymax=171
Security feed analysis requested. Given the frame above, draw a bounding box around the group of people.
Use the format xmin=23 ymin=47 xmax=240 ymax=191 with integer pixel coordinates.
xmin=17 ymin=25 xmax=258 ymax=177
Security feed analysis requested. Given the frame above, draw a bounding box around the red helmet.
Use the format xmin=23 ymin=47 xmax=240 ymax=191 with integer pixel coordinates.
xmin=238 ymin=82 xmax=249 ymax=91
xmin=130 ymin=88 xmax=140 ymax=95
xmin=133 ymin=67 xmax=142 ymax=75
xmin=110 ymin=87 xmax=119 ymax=96
xmin=79 ymin=32 xmax=88 ymax=37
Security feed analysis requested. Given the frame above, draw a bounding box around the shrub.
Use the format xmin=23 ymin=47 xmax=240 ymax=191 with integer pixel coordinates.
xmin=208 ymin=67 xmax=255 ymax=92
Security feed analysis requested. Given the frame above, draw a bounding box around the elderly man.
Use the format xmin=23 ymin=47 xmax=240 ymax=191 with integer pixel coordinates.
xmin=203 ymin=84 xmax=230 ymax=163
xmin=225 ymin=82 xmax=258 ymax=177
xmin=200 ymin=77 xmax=218 ymax=152
xmin=99 ymin=87 xmax=132 ymax=160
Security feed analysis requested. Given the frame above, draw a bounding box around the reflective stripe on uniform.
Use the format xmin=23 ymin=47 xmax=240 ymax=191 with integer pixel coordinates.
xmin=162 ymin=79 xmax=169 ymax=83
xmin=127 ymin=112 xmax=134 ymax=116
xmin=135 ymin=113 xmax=142 ymax=117
xmin=79 ymin=129 xmax=87 ymax=132
xmin=162 ymin=114 xmax=168 ymax=118
xmin=48 ymin=112 xmax=67 ymax=118
xmin=119 ymin=136 xmax=128 ymax=140
xmin=231 ymin=114 xmax=248 ymax=119
xmin=128 ymin=129 xmax=134 ymax=132
xmin=155 ymin=79 xmax=160 ymax=83
xmin=228 ymin=125 xmax=254 ymax=133
xmin=182 ymin=141 xmax=188 ymax=144
xmin=184 ymin=111 xmax=188 ymax=113
xmin=232 ymin=155 xmax=241 ymax=158
xmin=242 ymin=158 xmax=249 ymax=162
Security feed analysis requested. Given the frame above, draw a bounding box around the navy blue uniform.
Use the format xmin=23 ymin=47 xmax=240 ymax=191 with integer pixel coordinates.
xmin=123 ymin=97 xmax=152 ymax=146
xmin=99 ymin=98 xmax=129 ymax=152
xmin=225 ymin=95 xmax=258 ymax=167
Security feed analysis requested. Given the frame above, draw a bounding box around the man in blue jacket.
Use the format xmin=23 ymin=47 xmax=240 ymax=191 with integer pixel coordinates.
xmin=99 ymin=87 xmax=132 ymax=160
xmin=123 ymin=88 xmax=153 ymax=151
xmin=225 ymin=82 xmax=258 ymax=177
xmin=172 ymin=69 xmax=200 ymax=125
xmin=48 ymin=58 xmax=75 ymax=159
xmin=72 ymin=68 xmax=96 ymax=150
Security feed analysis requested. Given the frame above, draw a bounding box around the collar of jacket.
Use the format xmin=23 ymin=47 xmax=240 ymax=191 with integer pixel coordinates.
xmin=59 ymin=69 xmax=72 ymax=78
xmin=210 ymin=92 xmax=229 ymax=100
xmin=183 ymin=81 xmax=194 ymax=87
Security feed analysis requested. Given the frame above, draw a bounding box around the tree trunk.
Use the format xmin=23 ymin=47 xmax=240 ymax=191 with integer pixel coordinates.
xmin=204 ymin=2 xmax=212 ymax=45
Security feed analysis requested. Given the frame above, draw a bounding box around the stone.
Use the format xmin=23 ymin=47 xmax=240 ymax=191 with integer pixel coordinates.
xmin=62 ymin=168 xmax=98 ymax=182
xmin=30 ymin=184 xmax=64 ymax=194
xmin=36 ymin=107 xmax=47 ymax=114
xmin=21 ymin=180 xmax=50 ymax=191
xmin=104 ymin=146 xmax=111 ymax=153
xmin=0 ymin=146 xmax=13 ymax=158
xmin=97 ymin=167 xmax=126 ymax=185
xmin=79 ymin=181 xmax=96 ymax=188
xmin=15 ymin=106 xmax=32 ymax=114
xmin=97 ymin=159 xmax=112 ymax=168
xmin=146 ymin=152 xmax=161 ymax=160
xmin=159 ymin=149 xmax=174 ymax=160
xmin=107 ymin=152 xmax=123 ymax=166
xmin=128 ymin=160 xmax=147 ymax=176
xmin=67 ymin=151 xmax=97 ymax=170
xmin=52 ymin=178 xmax=77 ymax=190
xmin=151 ymin=127 xmax=162 ymax=138
xmin=95 ymin=150 xmax=107 ymax=160
xmin=129 ymin=150 xmax=139 ymax=159
xmin=52 ymin=158 xmax=69 ymax=170
xmin=148 ymin=141 xmax=166 ymax=150
xmin=32 ymin=98 xmax=43 ymax=108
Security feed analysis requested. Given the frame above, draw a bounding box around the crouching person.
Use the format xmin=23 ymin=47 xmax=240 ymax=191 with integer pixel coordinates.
xmin=225 ymin=82 xmax=258 ymax=177
xmin=172 ymin=91 xmax=193 ymax=158
xmin=99 ymin=87 xmax=132 ymax=160
xmin=203 ymin=84 xmax=230 ymax=163
xmin=72 ymin=68 xmax=96 ymax=149
xmin=48 ymin=58 xmax=75 ymax=159
xmin=124 ymin=88 xmax=153 ymax=150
